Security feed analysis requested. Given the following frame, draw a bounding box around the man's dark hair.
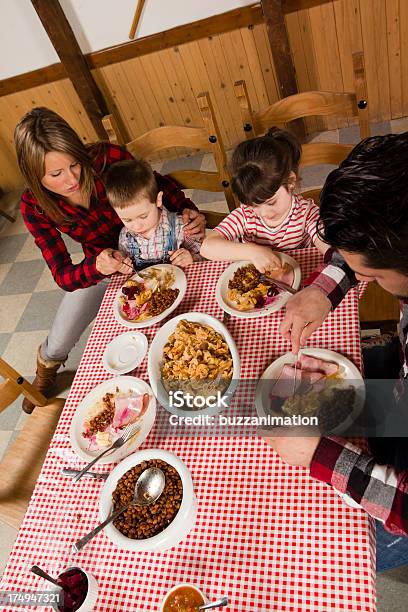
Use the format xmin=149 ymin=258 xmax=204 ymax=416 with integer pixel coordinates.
xmin=317 ymin=132 xmax=408 ymax=273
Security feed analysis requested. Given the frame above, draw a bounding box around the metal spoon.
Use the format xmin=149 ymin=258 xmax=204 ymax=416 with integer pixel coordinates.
xmin=72 ymin=467 xmax=165 ymax=553
xmin=199 ymin=596 xmax=229 ymax=610
xmin=30 ymin=565 xmax=61 ymax=588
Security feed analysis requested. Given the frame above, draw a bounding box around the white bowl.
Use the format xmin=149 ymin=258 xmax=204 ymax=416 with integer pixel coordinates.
xmin=56 ymin=566 xmax=98 ymax=612
xmin=113 ymin=264 xmax=187 ymax=329
xmin=99 ymin=449 xmax=197 ymax=552
xmin=70 ymin=377 xmax=156 ymax=463
xmin=216 ymin=254 xmax=301 ymax=318
xmin=160 ymin=584 xmax=207 ymax=611
xmin=102 ymin=331 xmax=148 ymax=375
xmin=147 ymin=312 xmax=240 ymax=417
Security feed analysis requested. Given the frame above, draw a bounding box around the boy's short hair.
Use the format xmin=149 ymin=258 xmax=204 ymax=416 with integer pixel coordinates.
xmin=105 ymin=159 xmax=158 ymax=209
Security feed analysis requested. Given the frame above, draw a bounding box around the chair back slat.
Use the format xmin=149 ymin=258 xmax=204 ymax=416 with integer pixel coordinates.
xmin=257 ymin=91 xmax=357 ymax=133
xmin=167 ymin=170 xmax=222 ymax=192
xmin=301 ymin=143 xmax=354 ymax=167
xmin=126 ymin=125 xmax=210 ymax=159
xmin=102 ymin=91 xmax=238 ymax=216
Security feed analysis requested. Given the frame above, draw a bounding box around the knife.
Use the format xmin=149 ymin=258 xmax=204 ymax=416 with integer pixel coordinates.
xmin=61 ymin=468 xmax=109 ymax=481
xmin=258 ymin=275 xmax=297 ymax=295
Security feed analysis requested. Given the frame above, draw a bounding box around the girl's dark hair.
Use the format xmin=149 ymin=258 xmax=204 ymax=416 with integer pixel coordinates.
xmin=317 ymin=132 xmax=408 ymax=273
xmin=230 ymin=127 xmax=301 ymax=204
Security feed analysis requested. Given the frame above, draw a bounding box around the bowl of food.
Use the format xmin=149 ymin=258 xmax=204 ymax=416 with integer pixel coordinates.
xmin=55 ymin=566 xmax=98 ymax=612
xmin=161 ymin=584 xmax=207 ymax=612
xmin=114 ymin=264 xmax=187 ymax=329
xmin=147 ymin=312 xmax=240 ymax=417
xmin=216 ymin=254 xmax=301 ymax=318
xmin=99 ymin=449 xmax=196 ymax=551
xmin=70 ymin=377 xmax=156 ymax=463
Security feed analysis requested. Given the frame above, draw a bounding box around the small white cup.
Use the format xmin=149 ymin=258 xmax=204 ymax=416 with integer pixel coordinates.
xmin=56 ymin=566 xmax=98 ymax=612
xmin=160 ymin=583 xmax=207 ymax=611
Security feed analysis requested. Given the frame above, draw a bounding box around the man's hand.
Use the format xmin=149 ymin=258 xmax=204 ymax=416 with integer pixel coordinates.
xmin=247 ymin=244 xmax=283 ymax=273
xmin=169 ymin=248 xmax=193 ymax=268
xmin=96 ymin=249 xmax=133 ymax=276
xmin=263 ymin=435 xmax=321 ymax=467
xmin=280 ymin=286 xmax=332 ymax=354
xmin=182 ymin=209 xmax=206 ymax=239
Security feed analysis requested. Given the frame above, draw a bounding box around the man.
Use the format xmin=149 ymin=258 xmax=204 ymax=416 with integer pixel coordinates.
xmin=267 ymin=132 xmax=408 ymax=571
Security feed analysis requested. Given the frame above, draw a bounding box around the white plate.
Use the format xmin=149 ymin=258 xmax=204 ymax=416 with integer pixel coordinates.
xmin=216 ymin=254 xmax=301 ymax=319
xmin=70 ymin=376 xmax=156 ymax=463
xmin=255 ymin=347 xmax=365 ymax=435
xmin=147 ymin=312 xmax=240 ymax=417
xmin=99 ymin=449 xmax=197 ymax=552
xmin=103 ymin=332 xmax=148 ymax=375
xmin=113 ymin=264 xmax=187 ymax=329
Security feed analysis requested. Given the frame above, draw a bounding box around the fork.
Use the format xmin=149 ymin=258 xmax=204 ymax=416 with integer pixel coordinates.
xmin=73 ymin=423 xmax=140 ymax=482
xmin=258 ymin=274 xmax=297 ymax=295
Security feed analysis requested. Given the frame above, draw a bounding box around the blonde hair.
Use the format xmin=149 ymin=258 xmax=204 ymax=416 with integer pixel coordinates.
xmin=14 ymin=107 xmax=96 ymax=223
xmin=105 ymin=159 xmax=158 ymax=209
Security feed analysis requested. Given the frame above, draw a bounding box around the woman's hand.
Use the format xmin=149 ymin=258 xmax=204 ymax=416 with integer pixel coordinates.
xmin=96 ymin=249 xmax=133 ymax=276
xmin=169 ymin=248 xmax=193 ymax=268
xmin=182 ymin=208 xmax=206 ymax=239
xmin=247 ymin=244 xmax=282 ymax=273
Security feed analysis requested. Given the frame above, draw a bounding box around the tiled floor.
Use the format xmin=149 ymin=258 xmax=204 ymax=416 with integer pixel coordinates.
xmin=1 ymin=120 xmax=408 ymax=607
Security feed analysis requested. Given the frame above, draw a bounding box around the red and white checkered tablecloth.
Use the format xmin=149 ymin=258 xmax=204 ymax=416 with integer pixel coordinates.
xmin=1 ymin=249 xmax=376 ymax=612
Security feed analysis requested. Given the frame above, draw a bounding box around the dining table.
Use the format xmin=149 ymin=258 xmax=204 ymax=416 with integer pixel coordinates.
xmin=0 ymin=248 xmax=376 ymax=611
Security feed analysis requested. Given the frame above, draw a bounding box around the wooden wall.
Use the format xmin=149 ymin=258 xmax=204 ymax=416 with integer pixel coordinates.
xmin=1 ymin=0 xmax=408 ymax=192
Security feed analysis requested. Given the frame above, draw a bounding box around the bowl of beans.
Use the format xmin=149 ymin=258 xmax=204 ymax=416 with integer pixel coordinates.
xmin=99 ymin=449 xmax=196 ymax=551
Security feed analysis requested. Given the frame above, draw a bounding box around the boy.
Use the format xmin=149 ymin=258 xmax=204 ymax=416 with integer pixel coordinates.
xmin=106 ymin=159 xmax=202 ymax=269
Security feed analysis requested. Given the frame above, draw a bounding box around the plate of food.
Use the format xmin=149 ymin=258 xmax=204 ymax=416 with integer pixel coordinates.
xmin=70 ymin=376 xmax=156 ymax=463
xmin=255 ymin=348 xmax=365 ymax=435
xmin=114 ymin=264 xmax=187 ymax=329
xmin=148 ymin=312 xmax=240 ymax=417
xmin=216 ymin=254 xmax=301 ymax=318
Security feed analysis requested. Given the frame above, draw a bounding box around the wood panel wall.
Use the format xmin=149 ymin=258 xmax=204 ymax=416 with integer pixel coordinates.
xmin=1 ymin=0 xmax=407 ymax=192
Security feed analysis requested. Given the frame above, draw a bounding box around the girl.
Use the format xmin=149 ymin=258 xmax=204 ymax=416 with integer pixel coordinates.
xmin=14 ymin=107 xmax=205 ymax=412
xmin=200 ymin=127 xmax=328 ymax=270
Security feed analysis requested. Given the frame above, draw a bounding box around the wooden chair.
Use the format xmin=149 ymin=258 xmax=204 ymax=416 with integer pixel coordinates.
xmin=0 ymin=357 xmax=64 ymax=530
xmin=103 ymin=92 xmax=238 ymax=228
xmin=234 ymin=51 xmax=370 ymax=204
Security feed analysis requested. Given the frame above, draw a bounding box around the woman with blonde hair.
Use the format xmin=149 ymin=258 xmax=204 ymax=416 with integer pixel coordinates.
xmin=15 ymin=107 xmax=204 ymax=412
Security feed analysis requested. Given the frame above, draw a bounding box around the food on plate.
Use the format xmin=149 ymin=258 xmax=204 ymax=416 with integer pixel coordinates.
xmin=163 ymin=586 xmax=205 ymax=612
xmin=119 ymin=267 xmax=179 ymax=321
xmin=227 ymin=263 xmax=294 ymax=311
xmin=272 ymin=355 xmax=339 ymax=398
xmin=57 ymin=567 xmax=88 ymax=612
xmin=161 ymin=320 xmax=233 ymax=399
xmin=82 ymin=388 xmax=149 ymax=450
xmin=112 ymin=459 xmax=182 ymax=539
xmin=268 ymin=354 xmax=356 ymax=431
xmin=282 ymin=384 xmax=356 ymax=431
